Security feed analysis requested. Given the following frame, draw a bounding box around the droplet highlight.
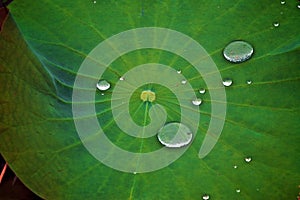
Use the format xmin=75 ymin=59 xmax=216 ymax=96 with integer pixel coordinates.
xmin=222 ymin=78 xmax=233 ymax=87
xmin=181 ymin=79 xmax=187 ymax=85
xmin=233 ymin=165 xmax=238 ymax=169
xmin=246 ymin=80 xmax=252 ymax=85
xmin=202 ymin=194 xmax=210 ymax=200
xmin=245 ymin=157 xmax=252 ymax=163
xmin=157 ymin=122 xmax=193 ymax=148
xmin=199 ymin=88 xmax=206 ymax=94
xmin=192 ymin=98 xmax=202 ymax=106
xmin=236 ymin=189 xmax=241 ymax=193
xmin=223 ymin=40 xmax=254 ymax=63
xmin=177 ymin=70 xmax=182 ymax=74
xmin=119 ymin=77 xmax=125 ymax=81
xmin=273 ymin=22 xmax=280 ymax=27
xmin=96 ymin=80 xmax=110 ymax=91
xmin=280 ymin=1 xmax=285 ymax=5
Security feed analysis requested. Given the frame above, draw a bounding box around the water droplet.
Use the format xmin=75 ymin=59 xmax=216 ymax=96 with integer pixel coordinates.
xmin=119 ymin=77 xmax=125 ymax=81
xmin=256 ymin=188 xmax=260 ymax=191
xmin=101 ymin=93 xmax=105 ymax=96
xmin=280 ymin=1 xmax=285 ymax=5
xmin=192 ymin=98 xmax=202 ymax=106
xmin=93 ymin=0 xmax=97 ymax=3
xmin=298 ymin=4 xmax=300 ymax=9
xmin=202 ymin=194 xmax=210 ymax=200
xmin=157 ymin=122 xmax=193 ymax=148
xmin=177 ymin=70 xmax=182 ymax=74
xmin=96 ymin=80 xmax=110 ymax=91
xmin=246 ymin=80 xmax=252 ymax=85
xmin=181 ymin=79 xmax=187 ymax=85
xmin=140 ymin=90 xmax=156 ymax=102
xmin=245 ymin=157 xmax=252 ymax=163
xmin=199 ymin=88 xmax=206 ymax=94
xmin=133 ymin=171 xmax=137 ymax=174
xmin=233 ymin=165 xmax=238 ymax=169
xmin=236 ymin=189 xmax=241 ymax=193
xmin=222 ymin=78 xmax=233 ymax=87
xmin=223 ymin=40 xmax=254 ymax=63
xmin=273 ymin=22 xmax=280 ymax=27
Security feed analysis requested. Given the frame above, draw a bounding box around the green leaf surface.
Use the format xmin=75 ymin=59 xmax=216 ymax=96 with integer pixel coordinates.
xmin=1 ymin=0 xmax=300 ymax=199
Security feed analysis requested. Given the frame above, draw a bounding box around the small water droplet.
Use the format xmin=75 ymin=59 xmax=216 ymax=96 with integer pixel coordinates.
xmin=192 ymin=98 xmax=202 ymax=106
xmin=101 ymin=93 xmax=104 ymax=96
xmin=157 ymin=122 xmax=193 ymax=148
xmin=280 ymin=1 xmax=285 ymax=5
xmin=202 ymin=194 xmax=210 ymax=200
xmin=256 ymin=188 xmax=260 ymax=191
xmin=119 ymin=76 xmax=125 ymax=81
xmin=233 ymin=165 xmax=238 ymax=169
xmin=273 ymin=22 xmax=280 ymax=27
xmin=223 ymin=40 xmax=254 ymax=63
xmin=199 ymin=88 xmax=206 ymax=94
xmin=93 ymin=0 xmax=97 ymax=3
xmin=246 ymin=80 xmax=252 ymax=85
xmin=222 ymin=78 xmax=233 ymax=87
xmin=245 ymin=157 xmax=252 ymax=163
xmin=181 ymin=79 xmax=187 ymax=85
xmin=177 ymin=70 xmax=182 ymax=74
xmin=236 ymin=189 xmax=241 ymax=193
xmin=96 ymin=80 xmax=110 ymax=91
xmin=133 ymin=172 xmax=137 ymax=174
xmin=297 ymin=4 xmax=300 ymax=9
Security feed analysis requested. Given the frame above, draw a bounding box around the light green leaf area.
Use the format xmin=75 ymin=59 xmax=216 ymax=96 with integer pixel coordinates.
xmin=0 ymin=0 xmax=299 ymax=199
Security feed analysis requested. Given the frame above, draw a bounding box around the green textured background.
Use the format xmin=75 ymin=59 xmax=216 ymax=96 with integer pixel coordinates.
xmin=0 ymin=0 xmax=300 ymax=199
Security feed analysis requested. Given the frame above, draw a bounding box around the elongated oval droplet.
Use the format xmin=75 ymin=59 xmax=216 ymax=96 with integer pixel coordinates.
xmin=157 ymin=122 xmax=192 ymax=148
xmin=202 ymin=194 xmax=210 ymax=200
xmin=222 ymin=78 xmax=233 ymax=87
xmin=96 ymin=80 xmax=110 ymax=91
xmin=223 ymin=40 xmax=254 ymax=63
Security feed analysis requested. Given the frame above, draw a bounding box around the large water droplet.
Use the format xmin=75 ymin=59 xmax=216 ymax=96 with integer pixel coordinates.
xmin=223 ymin=40 xmax=254 ymax=63
xmin=140 ymin=90 xmax=156 ymax=102
xmin=245 ymin=157 xmax=252 ymax=163
xmin=297 ymin=4 xmax=300 ymax=9
xmin=96 ymin=80 xmax=110 ymax=91
xmin=199 ymin=88 xmax=206 ymax=94
xmin=273 ymin=22 xmax=280 ymax=27
xmin=202 ymin=194 xmax=210 ymax=200
xmin=222 ymin=78 xmax=233 ymax=87
xmin=192 ymin=98 xmax=202 ymax=106
xmin=157 ymin=122 xmax=193 ymax=148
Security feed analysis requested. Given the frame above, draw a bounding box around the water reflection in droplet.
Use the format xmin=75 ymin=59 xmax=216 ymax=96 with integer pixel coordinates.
xmin=245 ymin=157 xmax=252 ymax=163
xmin=96 ymin=80 xmax=110 ymax=91
xmin=202 ymin=194 xmax=210 ymax=200
xmin=199 ymin=88 xmax=206 ymax=94
xmin=222 ymin=78 xmax=233 ymax=87
xmin=192 ymin=98 xmax=202 ymax=106
xmin=246 ymin=80 xmax=252 ymax=85
xmin=181 ymin=79 xmax=187 ymax=85
xmin=157 ymin=122 xmax=193 ymax=148
xmin=273 ymin=22 xmax=280 ymax=27
xmin=177 ymin=70 xmax=182 ymax=74
xmin=223 ymin=40 xmax=254 ymax=63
